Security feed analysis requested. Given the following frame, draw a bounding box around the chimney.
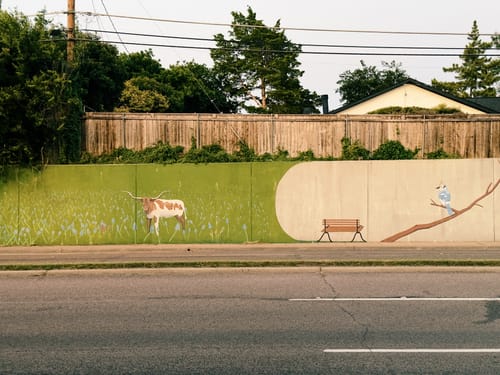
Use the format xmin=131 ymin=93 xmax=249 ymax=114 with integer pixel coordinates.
xmin=321 ymin=95 xmax=329 ymax=114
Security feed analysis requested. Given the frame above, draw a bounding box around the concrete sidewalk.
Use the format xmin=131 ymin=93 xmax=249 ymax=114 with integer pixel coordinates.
xmin=1 ymin=241 xmax=500 ymax=266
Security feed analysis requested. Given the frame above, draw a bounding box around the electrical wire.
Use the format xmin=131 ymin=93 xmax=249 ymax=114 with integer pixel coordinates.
xmin=82 ymin=28 xmax=500 ymax=52
xmin=63 ymin=37 xmax=500 ymax=57
xmin=74 ymin=11 xmax=500 ymax=37
xmin=98 ymin=1 xmax=129 ymax=53
xmin=35 ymin=10 xmax=499 ymax=37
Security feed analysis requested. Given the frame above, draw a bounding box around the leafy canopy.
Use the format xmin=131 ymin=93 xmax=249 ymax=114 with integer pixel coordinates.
xmin=211 ymin=7 xmax=320 ymax=113
xmin=0 ymin=10 xmax=81 ymax=165
xmin=336 ymin=60 xmax=409 ymax=105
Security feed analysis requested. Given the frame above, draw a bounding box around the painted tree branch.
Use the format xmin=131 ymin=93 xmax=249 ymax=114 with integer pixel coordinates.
xmin=381 ymin=177 xmax=500 ymax=243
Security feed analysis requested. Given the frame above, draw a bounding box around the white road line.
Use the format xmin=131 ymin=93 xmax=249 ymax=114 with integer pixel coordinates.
xmin=289 ymin=297 xmax=500 ymax=302
xmin=324 ymin=349 xmax=500 ymax=353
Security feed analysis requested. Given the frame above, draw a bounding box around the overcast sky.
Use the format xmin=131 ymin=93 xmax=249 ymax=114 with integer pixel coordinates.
xmin=2 ymin=0 xmax=499 ymax=109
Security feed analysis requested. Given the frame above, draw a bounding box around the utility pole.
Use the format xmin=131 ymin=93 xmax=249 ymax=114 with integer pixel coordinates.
xmin=67 ymin=0 xmax=75 ymax=64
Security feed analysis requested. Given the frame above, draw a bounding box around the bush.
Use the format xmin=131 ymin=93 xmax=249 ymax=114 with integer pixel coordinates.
xmin=232 ymin=140 xmax=258 ymax=162
xmin=369 ymin=105 xmax=463 ymax=115
xmin=341 ymin=137 xmax=370 ymax=160
xmin=183 ymin=143 xmax=233 ymax=164
xmin=140 ymin=142 xmax=184 ymax=163
xmin=425 ymin=148 xmax=460 ymax=159
xmin=81 ymin=138 xmax=428 ymax=164
xmin=294 ymin=149 xmax=315 ymax=161
xmin=371 ymin=140 xmax=419 ymax=160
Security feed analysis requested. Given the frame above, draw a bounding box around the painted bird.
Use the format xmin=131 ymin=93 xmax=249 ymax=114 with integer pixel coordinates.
xmin=436 ymin=184 xmax=453 ymax=215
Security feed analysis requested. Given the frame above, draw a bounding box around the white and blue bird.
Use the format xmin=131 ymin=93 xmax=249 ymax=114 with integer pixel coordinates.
xmin=436 ymin=184 xmax=453 ymax=215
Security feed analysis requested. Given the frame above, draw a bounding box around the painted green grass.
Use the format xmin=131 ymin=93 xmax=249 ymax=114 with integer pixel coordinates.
xmin=0 ymin=163 xmax=295 ymax=245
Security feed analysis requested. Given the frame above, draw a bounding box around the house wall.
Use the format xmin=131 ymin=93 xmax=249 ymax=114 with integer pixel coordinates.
xmin=336 ymin=84 xmax=487 ymax=115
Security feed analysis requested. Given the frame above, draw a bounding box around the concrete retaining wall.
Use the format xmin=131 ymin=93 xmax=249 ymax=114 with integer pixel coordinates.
xmin=276 ymin=159 xmax=500 ymax=242
xmin=1 ymin=159 xmax=499 ymax=245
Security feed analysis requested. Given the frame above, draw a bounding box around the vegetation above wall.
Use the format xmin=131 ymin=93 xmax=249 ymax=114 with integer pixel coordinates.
xmin=80 ymin=139 xmax=327 ymax=164
xmin=369 ymin=105 xmax=463 ymax=115
xmin=79 ymin=137 xmax=459 ymax=165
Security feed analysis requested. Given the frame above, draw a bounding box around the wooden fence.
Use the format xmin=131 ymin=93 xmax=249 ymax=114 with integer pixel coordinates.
xmin=83 ymin=113 xmax=500 ymax=158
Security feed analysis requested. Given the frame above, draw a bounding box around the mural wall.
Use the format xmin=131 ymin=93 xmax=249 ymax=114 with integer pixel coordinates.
xmin=1 ymin=159 xmax=499 ymax=245
xmin=276 ymin=159 xmax=500 ymax=242
xmin=0 ymin=163 xmax=294 ymax=245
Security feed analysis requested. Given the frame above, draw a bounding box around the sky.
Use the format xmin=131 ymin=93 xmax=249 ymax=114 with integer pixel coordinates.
xmin=2 ymin=0 xmax=499 ymax=109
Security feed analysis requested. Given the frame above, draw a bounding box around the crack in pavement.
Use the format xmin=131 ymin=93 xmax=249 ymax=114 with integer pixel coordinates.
xmin=318 ymin=267 xmax=370 ymax=349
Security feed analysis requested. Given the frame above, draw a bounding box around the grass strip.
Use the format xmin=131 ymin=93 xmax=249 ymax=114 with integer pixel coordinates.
xmin=1 ymin=259 xmax=500 ymax=271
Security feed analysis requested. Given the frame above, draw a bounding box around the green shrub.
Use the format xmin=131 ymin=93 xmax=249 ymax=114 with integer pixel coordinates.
xmin=341 ymin=137 xmax=370 ymax=160
xmin=232 ymin=140 xmax=258 ymax=162
xmin=140 ymin=142 xmax=184 ymax=163
xmin=369 ymin=105 xmax=463 ymax=115
xmin=81 ymin=137 xmax=427 ymax=164
xmin=294 ymin=149 xmax=315 ymax=161
xmin=425 ymin=148 xmax=460 ymax=159
xmin=183 ymin=143 xmax=234 ymax=163
xmin=271 ymin=147 xmax=290 ymax=161
xmin=371 ymin=140 xmax=419 ymax=160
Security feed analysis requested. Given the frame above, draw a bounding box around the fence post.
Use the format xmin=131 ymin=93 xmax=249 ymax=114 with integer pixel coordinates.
xmin=422 ymin=114 xmax=426 ymax=157
xmin=271 ymin=114 xmax=275 ymax=153
xmin=197 ymin=113 xmax=201 ymax=148
xmin=121 ymin=113 xmax=126 ymax=148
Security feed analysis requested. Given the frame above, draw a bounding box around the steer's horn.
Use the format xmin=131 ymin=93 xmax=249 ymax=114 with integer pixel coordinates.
xmin=153 ymin=190 xmax=169 ymax=199
xmin=123 ymin=191 xmax=142 ymax=200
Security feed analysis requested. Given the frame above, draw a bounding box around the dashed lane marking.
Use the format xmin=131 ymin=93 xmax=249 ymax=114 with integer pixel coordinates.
xmin=324 ymin=348 xmax=500 ymax=353
xmin=290 ymin=297 xmax=500 ymax=302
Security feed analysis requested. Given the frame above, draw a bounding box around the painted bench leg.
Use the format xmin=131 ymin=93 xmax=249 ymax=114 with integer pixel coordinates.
xmin=351 ymin=231 xmax=366 ymax=242
xmin=317 ymin=232 xmax=332 ymax=242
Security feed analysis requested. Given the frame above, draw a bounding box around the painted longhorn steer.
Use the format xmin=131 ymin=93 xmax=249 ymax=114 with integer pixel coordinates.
xmin=126 ymin=191 xmax=186 ymax=236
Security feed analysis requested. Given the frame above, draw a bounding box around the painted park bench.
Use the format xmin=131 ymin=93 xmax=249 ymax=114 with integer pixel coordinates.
xmin=317 ymin=218 xmax=366 ymax=242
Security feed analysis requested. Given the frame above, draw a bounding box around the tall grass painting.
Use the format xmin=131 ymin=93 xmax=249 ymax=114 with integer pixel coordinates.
xmin=0 ymin=163 xmax=294 ymax=245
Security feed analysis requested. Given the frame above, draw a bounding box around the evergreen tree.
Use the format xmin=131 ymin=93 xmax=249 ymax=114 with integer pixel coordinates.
xmin=432 ymin=21 xmax=499 ymax=97
xmin=211 ymin=7 xmax=320 ymax=113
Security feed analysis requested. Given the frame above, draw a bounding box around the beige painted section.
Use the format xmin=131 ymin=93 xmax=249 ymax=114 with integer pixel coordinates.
xmin=336 ymin=84 xmax=487 ymax=115
xmin=275 ymin=159 xmax=499 ymax=242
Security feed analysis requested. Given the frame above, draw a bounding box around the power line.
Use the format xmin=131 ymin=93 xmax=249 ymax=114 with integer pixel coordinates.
xmin=98 ymin=1 xmax=129 ymax=53
xmin=82 ymin=28 xmax=500 ymax=52
xmin=66 ymin=37 xmax=500 ymax=57
xmin=38 ymin=10 xmax=499 ymax=37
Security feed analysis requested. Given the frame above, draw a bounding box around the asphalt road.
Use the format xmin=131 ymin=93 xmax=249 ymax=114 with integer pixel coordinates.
xmin=1 ymin=267 xmax=499 ymax=374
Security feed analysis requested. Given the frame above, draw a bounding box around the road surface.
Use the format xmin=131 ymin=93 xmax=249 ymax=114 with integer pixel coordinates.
xmin=1 ymin=267 xmax=499 ymax=374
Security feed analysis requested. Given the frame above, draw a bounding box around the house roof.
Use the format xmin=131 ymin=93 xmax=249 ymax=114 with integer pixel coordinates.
xmin=329 ymin=78 xmax=497 ymax=114
xmin=467 ymin=97 xmax=500 ymax=113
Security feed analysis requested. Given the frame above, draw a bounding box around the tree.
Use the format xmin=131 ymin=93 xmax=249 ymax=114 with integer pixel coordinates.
xmin=161 ymin=61 xmax=237 ymax=113
xmin=0 ymin=10 xmax=80 ymax=165
xmin=431 ymin=21 xmax=499 ymax=97
xmin=72 ymin=34 xmax=126 ymax=111
xmin=336 ymin=60 xmax=409 ymax=105
xmin=211 ymin=7 xmax=320 ymax=113
xmin=119 ymin=53 xmax=237 ymax=113
xmin=115 ymin=77 xmax=169 ymax=113
xmin=120 ymin=50 xmax=164 ymax=80
xmin=491 ymin=33 xmax=500 ymax=95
